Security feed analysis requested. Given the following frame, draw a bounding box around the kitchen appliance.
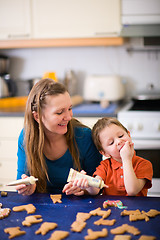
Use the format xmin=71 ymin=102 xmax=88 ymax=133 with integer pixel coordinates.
xmin=118 ymin=97 xmax=160 ymax=197
xmin=83 ymin=75 xmax=125 ymax=102
xmin=121 ymin=0 xmax=160 ymax=37
xmin=0 ymin=55 xmax=16 ymax=98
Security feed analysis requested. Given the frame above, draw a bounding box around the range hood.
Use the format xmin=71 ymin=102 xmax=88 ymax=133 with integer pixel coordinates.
xmin=121 ymin=0 xmax=160 ymax=37
xmin=121 ymin=24 xmax=160 ymax=37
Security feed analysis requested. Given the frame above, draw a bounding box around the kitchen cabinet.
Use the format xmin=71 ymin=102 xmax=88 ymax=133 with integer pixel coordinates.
xmin=0 ymin=0 xmax=31 ymax=40
xmin=0 ymin=0 xmax=124 ymax=48
xmin=32 ymin=0 xmax=121 ymax=39
xmin=0 ymin=117 xmax=24 ymax=191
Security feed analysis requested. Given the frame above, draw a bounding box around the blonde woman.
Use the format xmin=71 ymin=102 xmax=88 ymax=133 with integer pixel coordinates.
xmin=16 ymin=78 xmax=102 ymax=196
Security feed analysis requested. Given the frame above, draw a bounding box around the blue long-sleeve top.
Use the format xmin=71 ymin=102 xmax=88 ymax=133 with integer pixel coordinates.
xmin=17 ymin=126 xmax=102 ymax=193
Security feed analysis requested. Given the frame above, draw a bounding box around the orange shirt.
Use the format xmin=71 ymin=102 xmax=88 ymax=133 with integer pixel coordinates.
xmin=93 ymin=152 xmax=153 ymax=196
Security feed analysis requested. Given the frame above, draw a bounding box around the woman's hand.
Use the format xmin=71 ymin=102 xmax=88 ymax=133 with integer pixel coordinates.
xmin=15 ymin=174 xmax=36 ymax=196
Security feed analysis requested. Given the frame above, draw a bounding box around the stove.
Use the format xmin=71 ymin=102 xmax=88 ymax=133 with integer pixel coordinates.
xmin=118 ymin=99 xmax=160 ymax=197
xmin=118 ymin=100 xmax=160 ymax=141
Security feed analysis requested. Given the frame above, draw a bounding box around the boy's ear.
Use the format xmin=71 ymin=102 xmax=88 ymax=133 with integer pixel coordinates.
xmin=99 ymin=150 xmax=110 ymax=159
xmin=32 ymin=111 xmax=39 ymax=123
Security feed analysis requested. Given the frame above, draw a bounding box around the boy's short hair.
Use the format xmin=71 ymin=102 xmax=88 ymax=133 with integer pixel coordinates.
xmin=92 ymin=117 xmax=128 ymax=152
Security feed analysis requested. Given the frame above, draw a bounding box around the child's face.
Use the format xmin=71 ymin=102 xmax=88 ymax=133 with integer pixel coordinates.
xmin=99 ymin=124 xmax=132 ymax=162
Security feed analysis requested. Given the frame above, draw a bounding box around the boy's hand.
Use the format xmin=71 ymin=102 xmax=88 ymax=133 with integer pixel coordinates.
xmin=120 ymin=141 xmax=134 ymax=162
xmin=62 ymin=182 xmax=85 ymax=196
xmin=62 ymin=170 xmax=88 ymax=196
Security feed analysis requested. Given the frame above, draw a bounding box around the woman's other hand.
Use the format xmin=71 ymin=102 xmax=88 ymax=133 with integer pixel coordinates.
xmin=15 ymin=174 xmax=36 ymax=196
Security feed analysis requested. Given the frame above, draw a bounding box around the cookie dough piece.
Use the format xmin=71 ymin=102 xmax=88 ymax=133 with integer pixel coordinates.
xmin=110 ymin=224 xmax=140 ymax=235
xmin=143 ymin=209 xmax=160 ymax=218
xmin=114 ymin=235 xmax=131 ymax=240
xmin=48 ymin=230 xmax=69 ymax=240
xmin=22 ymin=215 xmax=43 ymax=226
xmin=76 ymin=212 xmax=91 ymax=222
xmin=71 ymin=220 xmax=86 ymax=232
xmin=0 ymin=203 xmax=11 ymax=219
xmin=35 ymin=222 xmax=58 ymax=235
xmin=84 ymin=228 xmax=108 ymax=240
xmin=90 ymin=207 xmax=111 ymax=219
xmin=4 ymin=226 xmax=26 ymax=239
xmin=1 ymin=191 xmax=8 ymax=197
xmin=138 ymin=236 xmax=156 ymax=240
xmin=12 ymin=203 xmax=36 ymax=214
xmin=50 ymin=194 xmax=62 ymax=204
xmin=129 ymin=212 xmax=149 ymax=222
xmin=94 ymin=218 xmax=116 ymax=226
xmin=121 ymin=209 xmax=141 ymax=216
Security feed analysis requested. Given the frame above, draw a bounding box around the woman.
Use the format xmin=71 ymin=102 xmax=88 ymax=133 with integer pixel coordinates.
xmin=16 ymin=78 xmax=102 ymax=196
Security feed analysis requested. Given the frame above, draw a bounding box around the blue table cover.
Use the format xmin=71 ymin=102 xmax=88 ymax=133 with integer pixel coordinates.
xmin=0 ymin=192 xmax=160 ymax=239
xmin=72 ymin=103 xmax=117 ymax=116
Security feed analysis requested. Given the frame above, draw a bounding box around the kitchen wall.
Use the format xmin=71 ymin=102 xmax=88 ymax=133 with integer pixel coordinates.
xmin=0 ymin=37 xmax=160 ymax=98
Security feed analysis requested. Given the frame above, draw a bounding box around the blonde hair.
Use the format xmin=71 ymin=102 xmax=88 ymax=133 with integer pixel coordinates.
xmin=24 ymin=78 xmax=86 ymax=193
xmin=92 ymin=117 xmax=128 ymax=152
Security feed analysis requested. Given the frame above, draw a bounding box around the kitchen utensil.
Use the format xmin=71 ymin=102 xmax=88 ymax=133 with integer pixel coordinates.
xmin=0 ymin=55 xmax=16 ymax=97
xmin=64 ymin=70 xmax=78 ymax=96
xmin=0 ymin=76 xmax=9 ymax=98
xmin=83 ymin=75 xmax=125 ymax=102
xmin=71 ymin=95 xmax=83 ymax=106
xmin=6 ymin=176 xmax=38 ymax=186
xmin=0 ymin=55 xmax=9 ymax=75
xmin=132 ymin=92 xmax=160 ymax=100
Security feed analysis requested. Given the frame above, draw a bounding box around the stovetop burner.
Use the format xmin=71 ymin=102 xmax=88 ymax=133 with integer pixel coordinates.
xmin=129 ymin=99 xmax=160 ymax=111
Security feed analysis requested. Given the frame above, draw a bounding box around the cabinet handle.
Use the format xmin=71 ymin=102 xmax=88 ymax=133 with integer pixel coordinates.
xmin=0 ymin=163 xmax=2 ymax=167
xmin=8 ymin=34 xmax=30 ymax=39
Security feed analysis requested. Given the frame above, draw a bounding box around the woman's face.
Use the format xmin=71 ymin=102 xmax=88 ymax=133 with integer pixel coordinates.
xmin=99 ymin=124 xmax=131 ymax=161
xmin=41 ymin=92 xmax=73 ymax=136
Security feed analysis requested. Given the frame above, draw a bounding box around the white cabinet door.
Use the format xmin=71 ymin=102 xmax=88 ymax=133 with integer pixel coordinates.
xmin=0 ymin=117 xmax=24 ymax=191
xmin=0 ymin=0 xmax=31 ymax=40
xmin=32 ymin=0 xmax=121 ymax=39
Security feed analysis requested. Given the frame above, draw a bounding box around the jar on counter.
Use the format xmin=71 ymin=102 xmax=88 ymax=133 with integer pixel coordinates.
xmin=64 ymin=70 xmax=77 ymax=96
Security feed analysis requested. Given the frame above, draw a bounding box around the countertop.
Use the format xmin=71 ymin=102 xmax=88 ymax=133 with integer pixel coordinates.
xmin=0 ymin=192 xmax=160 ymax=239
xmin=0 ymin=106 xmax=25 ymax=117
xmin=0 ymin=101 xmax=125 ymax=117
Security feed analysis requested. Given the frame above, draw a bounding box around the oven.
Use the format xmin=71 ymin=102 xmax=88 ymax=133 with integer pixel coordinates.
xmin=118 ymin=99 xmax=160 ymax=197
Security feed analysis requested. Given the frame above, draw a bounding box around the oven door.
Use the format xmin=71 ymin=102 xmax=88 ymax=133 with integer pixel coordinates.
xmin=133 ymin=139 xmax=160 ymax=197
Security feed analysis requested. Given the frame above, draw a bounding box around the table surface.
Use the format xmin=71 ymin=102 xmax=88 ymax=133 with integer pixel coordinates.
xmin=0 ymin=192 xmax=160 ymax=240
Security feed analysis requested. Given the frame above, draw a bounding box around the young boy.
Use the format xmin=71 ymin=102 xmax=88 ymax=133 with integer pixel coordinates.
xmin=70 ymin=117 xmax=153 ymax=196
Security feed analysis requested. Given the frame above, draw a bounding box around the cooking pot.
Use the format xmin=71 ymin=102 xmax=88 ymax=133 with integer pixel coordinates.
xmin=132 ymin=84 xmax=160 ymax=101
xmin=132 ymin=92 xmax=160 ymax=101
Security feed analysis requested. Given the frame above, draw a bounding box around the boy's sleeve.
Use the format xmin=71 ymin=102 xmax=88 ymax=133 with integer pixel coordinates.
xmin=93 ymin=160 xmax=108 ymax=181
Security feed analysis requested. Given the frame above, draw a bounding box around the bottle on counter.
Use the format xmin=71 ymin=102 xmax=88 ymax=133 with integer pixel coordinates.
xmin=64 ymin=70 xmax=77 ymax=96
